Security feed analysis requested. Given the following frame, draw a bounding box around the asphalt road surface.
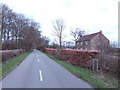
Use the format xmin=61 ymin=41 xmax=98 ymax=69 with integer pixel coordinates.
xmin=2 ymin=50 xmax=93 ymax=88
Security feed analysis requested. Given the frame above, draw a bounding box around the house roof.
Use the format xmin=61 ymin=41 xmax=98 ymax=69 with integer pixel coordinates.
xmin=77 ymin=31 xmax=101 ymax=42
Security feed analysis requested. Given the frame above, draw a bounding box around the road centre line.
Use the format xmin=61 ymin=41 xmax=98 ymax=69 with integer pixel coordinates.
xmin=39 ymin=70 xmax=43 ymax=81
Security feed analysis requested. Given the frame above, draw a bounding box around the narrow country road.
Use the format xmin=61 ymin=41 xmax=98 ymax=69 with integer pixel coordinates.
xmin=2 ymin=50 xmax=93 ymax=88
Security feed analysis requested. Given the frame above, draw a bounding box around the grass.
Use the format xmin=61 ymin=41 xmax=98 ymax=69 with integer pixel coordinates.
xmin=0 ymin=51 xmax=32 ymax=80
xmin=43 ymin=52 xmax=119 ymax=88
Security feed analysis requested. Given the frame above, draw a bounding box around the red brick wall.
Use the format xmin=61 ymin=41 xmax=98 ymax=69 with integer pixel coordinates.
xmin=45 ymin=48 xmax=99 ymax=68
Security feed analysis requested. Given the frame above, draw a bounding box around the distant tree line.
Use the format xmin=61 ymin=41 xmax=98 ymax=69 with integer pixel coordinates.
xmin=1 ymin=4 xmax=49 ymax=51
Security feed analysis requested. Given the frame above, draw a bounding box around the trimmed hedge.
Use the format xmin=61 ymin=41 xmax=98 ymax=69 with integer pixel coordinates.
xmin=1 ymin=49 xmax=26 ymax=62
xmin=45 ymin=48 xmax=99 ymax=68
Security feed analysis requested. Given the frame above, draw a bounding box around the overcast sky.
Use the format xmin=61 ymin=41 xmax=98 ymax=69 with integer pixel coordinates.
xmin=1 ymin=0 xmax=119 ymax=44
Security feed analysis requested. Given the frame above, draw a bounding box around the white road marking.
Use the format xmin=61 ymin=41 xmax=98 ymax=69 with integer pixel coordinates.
xmin=38 ymin=59 xmax=40 ymax=62
xmin=39 ymin=70 xmax=43 ymax=81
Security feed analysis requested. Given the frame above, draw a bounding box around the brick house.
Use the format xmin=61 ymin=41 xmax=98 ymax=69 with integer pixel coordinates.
xmin=76 ymin=31 xmax=110 ymax=50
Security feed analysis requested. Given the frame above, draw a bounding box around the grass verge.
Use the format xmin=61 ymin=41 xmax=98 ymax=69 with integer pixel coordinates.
xmin=0 ymin=51 xmax=32 ymax=80
xmin=43 ymin=52 xmax=119 ymax=88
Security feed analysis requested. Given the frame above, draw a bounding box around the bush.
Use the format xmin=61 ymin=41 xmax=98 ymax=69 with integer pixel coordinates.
xmin=96 ymin=53 xmax=118 ymax=76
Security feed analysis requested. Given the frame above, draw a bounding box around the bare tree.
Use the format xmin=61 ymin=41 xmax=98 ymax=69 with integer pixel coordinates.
xmin=53 ymin=19 xmax=66 ymax=49
xmin=110 ymin=42 xmax=118 ymax=48
xmin=70 ymin=27 xmax=85 ymax=46
xmin=2 ymin=4 xmax=13 ymax=41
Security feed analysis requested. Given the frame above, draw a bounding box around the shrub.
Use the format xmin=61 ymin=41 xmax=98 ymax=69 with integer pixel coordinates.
xmin=96 ymin=53 xmax=118 ymax=76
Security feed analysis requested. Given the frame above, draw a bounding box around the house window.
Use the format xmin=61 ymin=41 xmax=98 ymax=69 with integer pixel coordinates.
xmin=76 ymin=42 xmax=79 ymax=46
xmin=83 ymin=41 xmax=85 ymax=45
xmin=85 ymin=41 xmax=88 ymax=45
xmin=81 ymin=42 xmax=83 ymax=45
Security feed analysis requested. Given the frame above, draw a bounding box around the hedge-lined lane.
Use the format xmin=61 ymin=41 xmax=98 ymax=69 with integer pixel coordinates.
xmin=43 ymin=52 xmax=119 ymax=88
xmin=2 ymin=50 xmax=92 ymax=88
